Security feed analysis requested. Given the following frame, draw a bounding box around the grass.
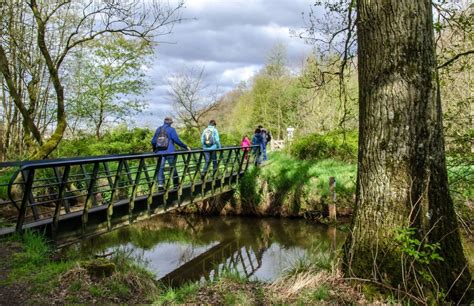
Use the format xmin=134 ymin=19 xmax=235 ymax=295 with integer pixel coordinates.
xmin=237 ymin=151 xmax=356 ymax=216
xmin=261 ymin=152 xmax=356 ymax=198
xmin=156 ymin=282 xmax=200 ymax=304
xmin=308 ymin=285 xmax=331 ymax=301
xmin=283 ymin=241 xmax=336 ymax=279
xmin=3 ymin=232 xmax=73 ymax=294
xmin=2 ymin=231 xmax=160 ymax=304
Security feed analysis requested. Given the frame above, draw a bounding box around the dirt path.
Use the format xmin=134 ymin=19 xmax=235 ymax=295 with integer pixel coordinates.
xmin=0 ymin=241 xmax=30 ymax=306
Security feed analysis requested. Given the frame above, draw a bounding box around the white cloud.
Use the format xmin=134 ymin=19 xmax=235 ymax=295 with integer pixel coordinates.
xmin=132 ymin=0 xmax=319 ymax=127
xmin=221 ymin=65 xmax=260 ymax=84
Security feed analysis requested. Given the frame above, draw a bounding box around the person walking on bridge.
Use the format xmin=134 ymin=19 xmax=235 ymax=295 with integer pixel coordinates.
xmin=241 ymin=135 xmax=251 ymax=160
xmin=201 ymin=120 xmax=221 ymax=178
xmin=252 ymin=128 xmax=264 ymax=165
xmin=258 ymin=125 xmax=271 ymax=161
xmin=151 ymin=117 xmax=191 ymax=188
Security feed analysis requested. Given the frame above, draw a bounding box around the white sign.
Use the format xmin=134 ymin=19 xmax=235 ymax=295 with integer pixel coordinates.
xmin=287 ymin=127 xmax=295 ymax=141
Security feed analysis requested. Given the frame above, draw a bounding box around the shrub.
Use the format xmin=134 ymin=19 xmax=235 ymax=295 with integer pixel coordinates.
xmin=56 ymin=127 xmax=154 ymax=157
xmin=288 ymin=130 xmax=358 ymax=162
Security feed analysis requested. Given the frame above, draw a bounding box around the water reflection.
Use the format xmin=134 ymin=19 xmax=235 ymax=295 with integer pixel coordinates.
xmin=73 ymin=215 xmax=347 ymax=285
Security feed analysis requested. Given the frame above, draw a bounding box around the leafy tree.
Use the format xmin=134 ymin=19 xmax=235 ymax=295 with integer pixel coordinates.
xmin=68 ymin=35 xmax=152 ymax=139
xmin=0 ymin=0 xmax=184 ymax=159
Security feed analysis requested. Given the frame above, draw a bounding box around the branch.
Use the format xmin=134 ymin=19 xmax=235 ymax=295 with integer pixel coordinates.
xmin=0 ymin=44 xmax=43 ymax=145
xmin=437 ymin=50 xmax=474 ymax=69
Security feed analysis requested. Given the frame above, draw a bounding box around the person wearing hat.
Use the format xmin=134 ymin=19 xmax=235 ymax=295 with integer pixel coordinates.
xmin=151 ymin=117 xmax=191 ymax=188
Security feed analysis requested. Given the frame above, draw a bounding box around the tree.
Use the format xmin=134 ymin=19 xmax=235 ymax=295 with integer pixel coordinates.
xmin=0 ymin=0 xmax=184 ymax=159
xmin=168 ymin=66 xmax=219 ymax=130
xmin=68 ymin=35 xmax=152 ymax=139
xmin=343 ymin=0 xmax=472 ymax=302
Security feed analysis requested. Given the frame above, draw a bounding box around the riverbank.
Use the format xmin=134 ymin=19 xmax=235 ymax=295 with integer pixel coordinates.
xmin=0 ymin=228 xmax=367 ymax=305
xmin=178 ymin=152 xmax=357 ymax=219
xmin=0 ymin=151 xmax=472 ymax=304
xmin=1 ymin=215 xmax=473 ymax=305
xmin=0 ymin=232 xmax=158 ymax=304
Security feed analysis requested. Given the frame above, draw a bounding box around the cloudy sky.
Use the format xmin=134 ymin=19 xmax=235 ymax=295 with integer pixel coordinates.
xmin=136 ymin=0 xmax=316 ymax=127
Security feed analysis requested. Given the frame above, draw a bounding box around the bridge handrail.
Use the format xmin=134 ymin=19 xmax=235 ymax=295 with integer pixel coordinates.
xmin=1 ymin=145 xmax=260 ymax=238
xmin=6 ymin=146 xmax=257 ymax=170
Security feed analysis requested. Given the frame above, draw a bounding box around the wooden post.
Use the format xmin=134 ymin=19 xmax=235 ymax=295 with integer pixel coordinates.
xmin=329 ymin=177 xmax=336 ymax=222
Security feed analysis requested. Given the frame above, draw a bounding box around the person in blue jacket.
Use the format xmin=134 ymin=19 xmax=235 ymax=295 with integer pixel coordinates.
xmin=252 ymin=128 xmax=264 ymax=165
xmin=201 ymin=119 xmax=221 ymax=178
xmin=151 ymin=117 xmax=191 ymax=188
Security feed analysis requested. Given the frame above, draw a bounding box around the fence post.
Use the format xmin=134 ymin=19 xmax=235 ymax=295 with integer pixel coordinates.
xmin=329 ymin=177 xmax=336 ymax=222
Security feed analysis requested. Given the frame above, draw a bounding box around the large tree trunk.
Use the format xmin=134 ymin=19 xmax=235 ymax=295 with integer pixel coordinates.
xmin=343 ymin=0 xmax=472 ymax=302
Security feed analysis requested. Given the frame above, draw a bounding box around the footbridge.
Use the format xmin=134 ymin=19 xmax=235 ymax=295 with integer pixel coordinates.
xmin=0 ymin=146 xmax=258 ymax=244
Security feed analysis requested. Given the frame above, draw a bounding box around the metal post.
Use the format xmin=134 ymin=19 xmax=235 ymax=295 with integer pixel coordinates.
xmin=82 ymin=162 xmax=100 ymax=234
xmin=53 ymin=165 xmax=70 ymax=234
xmin=106 ymin=160 xmax=124 ymax=231
xmin=16 ymin=168 xmax=35 ymax=233
xmin=128 ymin=158 xmax=144 ymax=224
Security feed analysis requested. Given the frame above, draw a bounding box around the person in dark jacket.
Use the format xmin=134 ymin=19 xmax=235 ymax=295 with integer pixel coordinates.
xmin=151 ymin=117 xmax=191 ymax=188
xmin=258 ymin=125 xmax=270 ymax=161
xmin=252 ymin=128 xmax=264 ymax=165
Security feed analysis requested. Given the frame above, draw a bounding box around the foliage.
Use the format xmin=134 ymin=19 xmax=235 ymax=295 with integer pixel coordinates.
xmin=0 ymin=0 xmax=184 ymax=160
xmin=288 ymin=130 xmax=358 ymax=162
xmin=5 ymin=232 xmax=73 ymax=294
xmin=67 ymin=34 xmax=152 ymax=138
xmin=394 ymin=228 xmax=444 ymax=266
xmin=56 ymin=126 xmax=154 ymax=157
xmin=394 ymin=227 xmax=447 ymax=303
xmin=0 ymin=168 xmax=17 ymax=199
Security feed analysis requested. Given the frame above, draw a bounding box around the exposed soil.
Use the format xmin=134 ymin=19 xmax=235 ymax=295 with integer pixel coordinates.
xmin=0 ymin=241 xmax=30 ymax=306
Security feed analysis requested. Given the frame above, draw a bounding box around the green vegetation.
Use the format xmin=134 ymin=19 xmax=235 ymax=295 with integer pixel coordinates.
xmin=156 ymin=282 xmax=200 ymax=304
xmin=288 ymin=130 xmax=358 ymax=162
xmin=55 ymin=126 xmax=153 ymax=157
xmin=237 ymin=151 xmax=356 ymax=216
xmin=0 ymin=231 xmax=159 ymax=304
xmin=53 ymin=125 xmax=243 ymax=159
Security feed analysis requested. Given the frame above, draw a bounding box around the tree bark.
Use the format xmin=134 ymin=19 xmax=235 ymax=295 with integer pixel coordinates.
xmin=29 ymin=0 xmax=67 ymax=159
xmin=343 ymin=0 xmax=472 ymax=302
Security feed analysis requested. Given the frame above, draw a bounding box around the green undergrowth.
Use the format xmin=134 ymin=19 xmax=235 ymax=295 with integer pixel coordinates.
xmin=238 ymin=152 xmax=357 ymax=215
xmin=1 ymin=231 xmax=159 ymax=304
xmin=288 ymin=130 xmax=358 ymax=162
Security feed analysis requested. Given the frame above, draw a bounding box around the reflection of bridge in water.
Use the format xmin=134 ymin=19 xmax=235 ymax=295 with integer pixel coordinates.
xmin=161 ymin=239 xmax=266 ymax=286
xmin=74 ymin=215 xmax=346 ymax=285
xmin=0 ymin=146 xmax=258 ymax=244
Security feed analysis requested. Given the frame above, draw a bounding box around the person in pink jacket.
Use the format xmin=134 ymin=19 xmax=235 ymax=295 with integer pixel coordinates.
xmin=241 ymin=135 xmax=251 ymax=160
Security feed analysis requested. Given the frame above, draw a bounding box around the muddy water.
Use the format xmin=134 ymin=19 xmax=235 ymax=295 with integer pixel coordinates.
xmin=72 ymin=215 xmax=347 ymax=285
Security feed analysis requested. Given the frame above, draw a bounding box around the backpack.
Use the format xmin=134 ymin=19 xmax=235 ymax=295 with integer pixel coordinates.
xmin=266 ymin=132 xmax=272 ymax=143
xmin=152 ymin=127 xmax=169 ymax=151
xmin=203 ymin=128 xmax=215 ymax=147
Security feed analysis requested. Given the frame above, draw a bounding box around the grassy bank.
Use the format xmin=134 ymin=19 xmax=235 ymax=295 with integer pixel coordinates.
xmin=0 ymin=231 xmax=159 ymax=304
xmin=181 ymin=151 xmax=357 ymax=218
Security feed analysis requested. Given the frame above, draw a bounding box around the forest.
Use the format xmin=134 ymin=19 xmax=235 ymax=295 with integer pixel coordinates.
xmin=0 ymin=0 xmax=472 ymax=304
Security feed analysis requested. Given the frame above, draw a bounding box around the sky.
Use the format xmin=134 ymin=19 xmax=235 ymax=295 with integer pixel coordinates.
xmin=136 ymin=0 xmax=315 ymax=128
